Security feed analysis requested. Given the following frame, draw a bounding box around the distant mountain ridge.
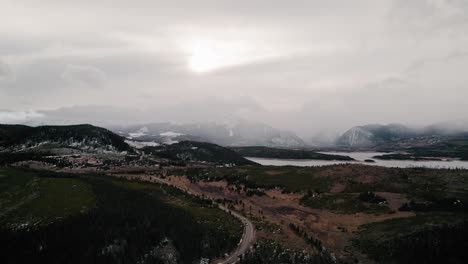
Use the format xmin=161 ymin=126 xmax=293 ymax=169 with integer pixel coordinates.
xmin=337 ymin=124 xmax=415 ymax=147
xmin=0 ymin=124 xmax=260 ymax=165
xmin=336 ymin=123 xmax=468 ymax=159
xmin=110 ymin=121 xmax=306 ymax=148
xmin=0 ymin=124 xmax=132 ymax=153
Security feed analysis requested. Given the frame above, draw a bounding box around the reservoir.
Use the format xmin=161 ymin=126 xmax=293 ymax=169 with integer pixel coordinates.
xmin=246 ymin=152 xmax=468 ymax=169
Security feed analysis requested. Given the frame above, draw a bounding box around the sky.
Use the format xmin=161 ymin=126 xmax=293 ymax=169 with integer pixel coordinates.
xmin=1 ymin=0 xmax=468 ymax=137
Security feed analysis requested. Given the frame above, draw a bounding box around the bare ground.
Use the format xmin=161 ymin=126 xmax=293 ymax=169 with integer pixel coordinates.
xmin=121 ymin=173 xmax=415 ymax=256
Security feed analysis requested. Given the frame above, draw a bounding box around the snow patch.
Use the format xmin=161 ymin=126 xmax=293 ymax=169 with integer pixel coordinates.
xmin=127 ymin=131 xmax=147 ymax=139
xmin=163 ymin=140 xmax=179 ymax=145
xmin=160 ymin=131 xmax=184 ymax=137
xmin=125 ymin=140 xmax=160 ymax=149
xmin=126 ymin=127 xmax=150 ymax=139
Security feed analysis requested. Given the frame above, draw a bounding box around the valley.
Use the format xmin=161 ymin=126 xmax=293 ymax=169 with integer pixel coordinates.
xmin=1 ymin=124 xmax=467 ymax=263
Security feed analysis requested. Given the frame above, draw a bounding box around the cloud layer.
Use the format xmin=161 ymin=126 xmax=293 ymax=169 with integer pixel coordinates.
xmin=1 ymin=0 xmax=467 ymax=136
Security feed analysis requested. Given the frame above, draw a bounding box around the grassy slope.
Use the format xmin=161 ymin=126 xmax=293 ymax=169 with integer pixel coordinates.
xmin=0 ymin=168 xmax=95 ymax=226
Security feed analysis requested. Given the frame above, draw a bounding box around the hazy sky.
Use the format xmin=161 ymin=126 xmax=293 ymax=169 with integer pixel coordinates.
xmin=1 ymin=0 xmax=468 ymax=136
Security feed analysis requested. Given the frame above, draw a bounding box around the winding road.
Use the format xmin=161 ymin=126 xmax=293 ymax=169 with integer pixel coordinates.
xmin=130 ymin=176 xmax=256 ymax=263
xmin=217 ymin=205 xmax=255 ymax=264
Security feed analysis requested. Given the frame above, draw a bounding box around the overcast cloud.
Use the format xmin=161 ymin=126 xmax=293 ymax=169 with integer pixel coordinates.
xmin=1 ymin=0 xmax=468 ymax=137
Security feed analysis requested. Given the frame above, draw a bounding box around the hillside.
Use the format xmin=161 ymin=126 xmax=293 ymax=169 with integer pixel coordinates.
xmin=230 ymin=146 xmax=354 ymax=161
xmin=0 ymin=168 xmax=242 ymax=263
xmin=0 ymin=124 xmax=131 ymax=153
xmin=143 ymin=141 xmax=258 ymax=166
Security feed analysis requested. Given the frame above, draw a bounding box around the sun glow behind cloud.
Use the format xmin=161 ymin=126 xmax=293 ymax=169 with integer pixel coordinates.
xmin=185 ymin=35 xmax=283 ymax=73
xmin=187 ymin=38 xmax=250 ymax=73
xmin=189 ymin=39 xmax=223 ymax=72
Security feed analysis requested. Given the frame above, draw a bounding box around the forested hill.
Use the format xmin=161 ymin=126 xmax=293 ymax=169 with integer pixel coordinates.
xmin=143 ymin=141 xmax=258 ymax=166
xmin=230 ymin=146 xmax=354 ymax=161
xmin=0 ymin=124 xmax=132 ymax=152
xmin=0 ymin=169 xmax=243 ymax=263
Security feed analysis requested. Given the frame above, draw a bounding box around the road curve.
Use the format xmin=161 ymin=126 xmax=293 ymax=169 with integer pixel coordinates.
xmin=217 ymin=205 xmax=255 ymax=264
xmin=131 ymin=176 xmax=255 ymax=263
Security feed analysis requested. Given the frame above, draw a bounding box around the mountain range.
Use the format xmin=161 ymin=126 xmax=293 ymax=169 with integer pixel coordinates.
xmin=0 ymin=124 xmax=258 ymax=165
xmin=336 ymin=123 xmax=468 ymax=148
xmin=110 ymin=121 xmax=306 ymax=148
xmin=5 ymin=105 xmax=468 ymax=151
xmin=335 ymin=123 xmax=468 ymax=160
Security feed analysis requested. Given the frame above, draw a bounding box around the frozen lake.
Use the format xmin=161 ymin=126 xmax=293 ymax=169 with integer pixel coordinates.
xmin=246 ymin=152 xmax=468 ymax=169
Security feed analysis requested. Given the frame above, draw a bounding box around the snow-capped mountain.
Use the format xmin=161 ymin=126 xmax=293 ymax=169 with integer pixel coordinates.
xmin=336 ymin=122 xmax=468 ymax=148
xmin=336 ymin=124 xmax=414 ymax=147
xmin=110 ymin=121 xmax=306 ymax=148
xmin=336 ymin=126 xmax=374 ymax=147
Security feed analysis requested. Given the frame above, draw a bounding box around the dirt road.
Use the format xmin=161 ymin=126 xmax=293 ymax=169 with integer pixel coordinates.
xmin=217 ymin=205 xmax=255 ymax=264
xmin=142 ymin=176 xmax=255 ymax=263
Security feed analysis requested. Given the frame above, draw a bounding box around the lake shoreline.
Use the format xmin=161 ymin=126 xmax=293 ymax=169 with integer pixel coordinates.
xmin=246 ymin=151 xmax=468 ymax=169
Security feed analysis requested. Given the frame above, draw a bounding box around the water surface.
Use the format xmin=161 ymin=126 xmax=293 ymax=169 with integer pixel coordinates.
xmin=246 ymin=152 xmax=468 ymax=169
